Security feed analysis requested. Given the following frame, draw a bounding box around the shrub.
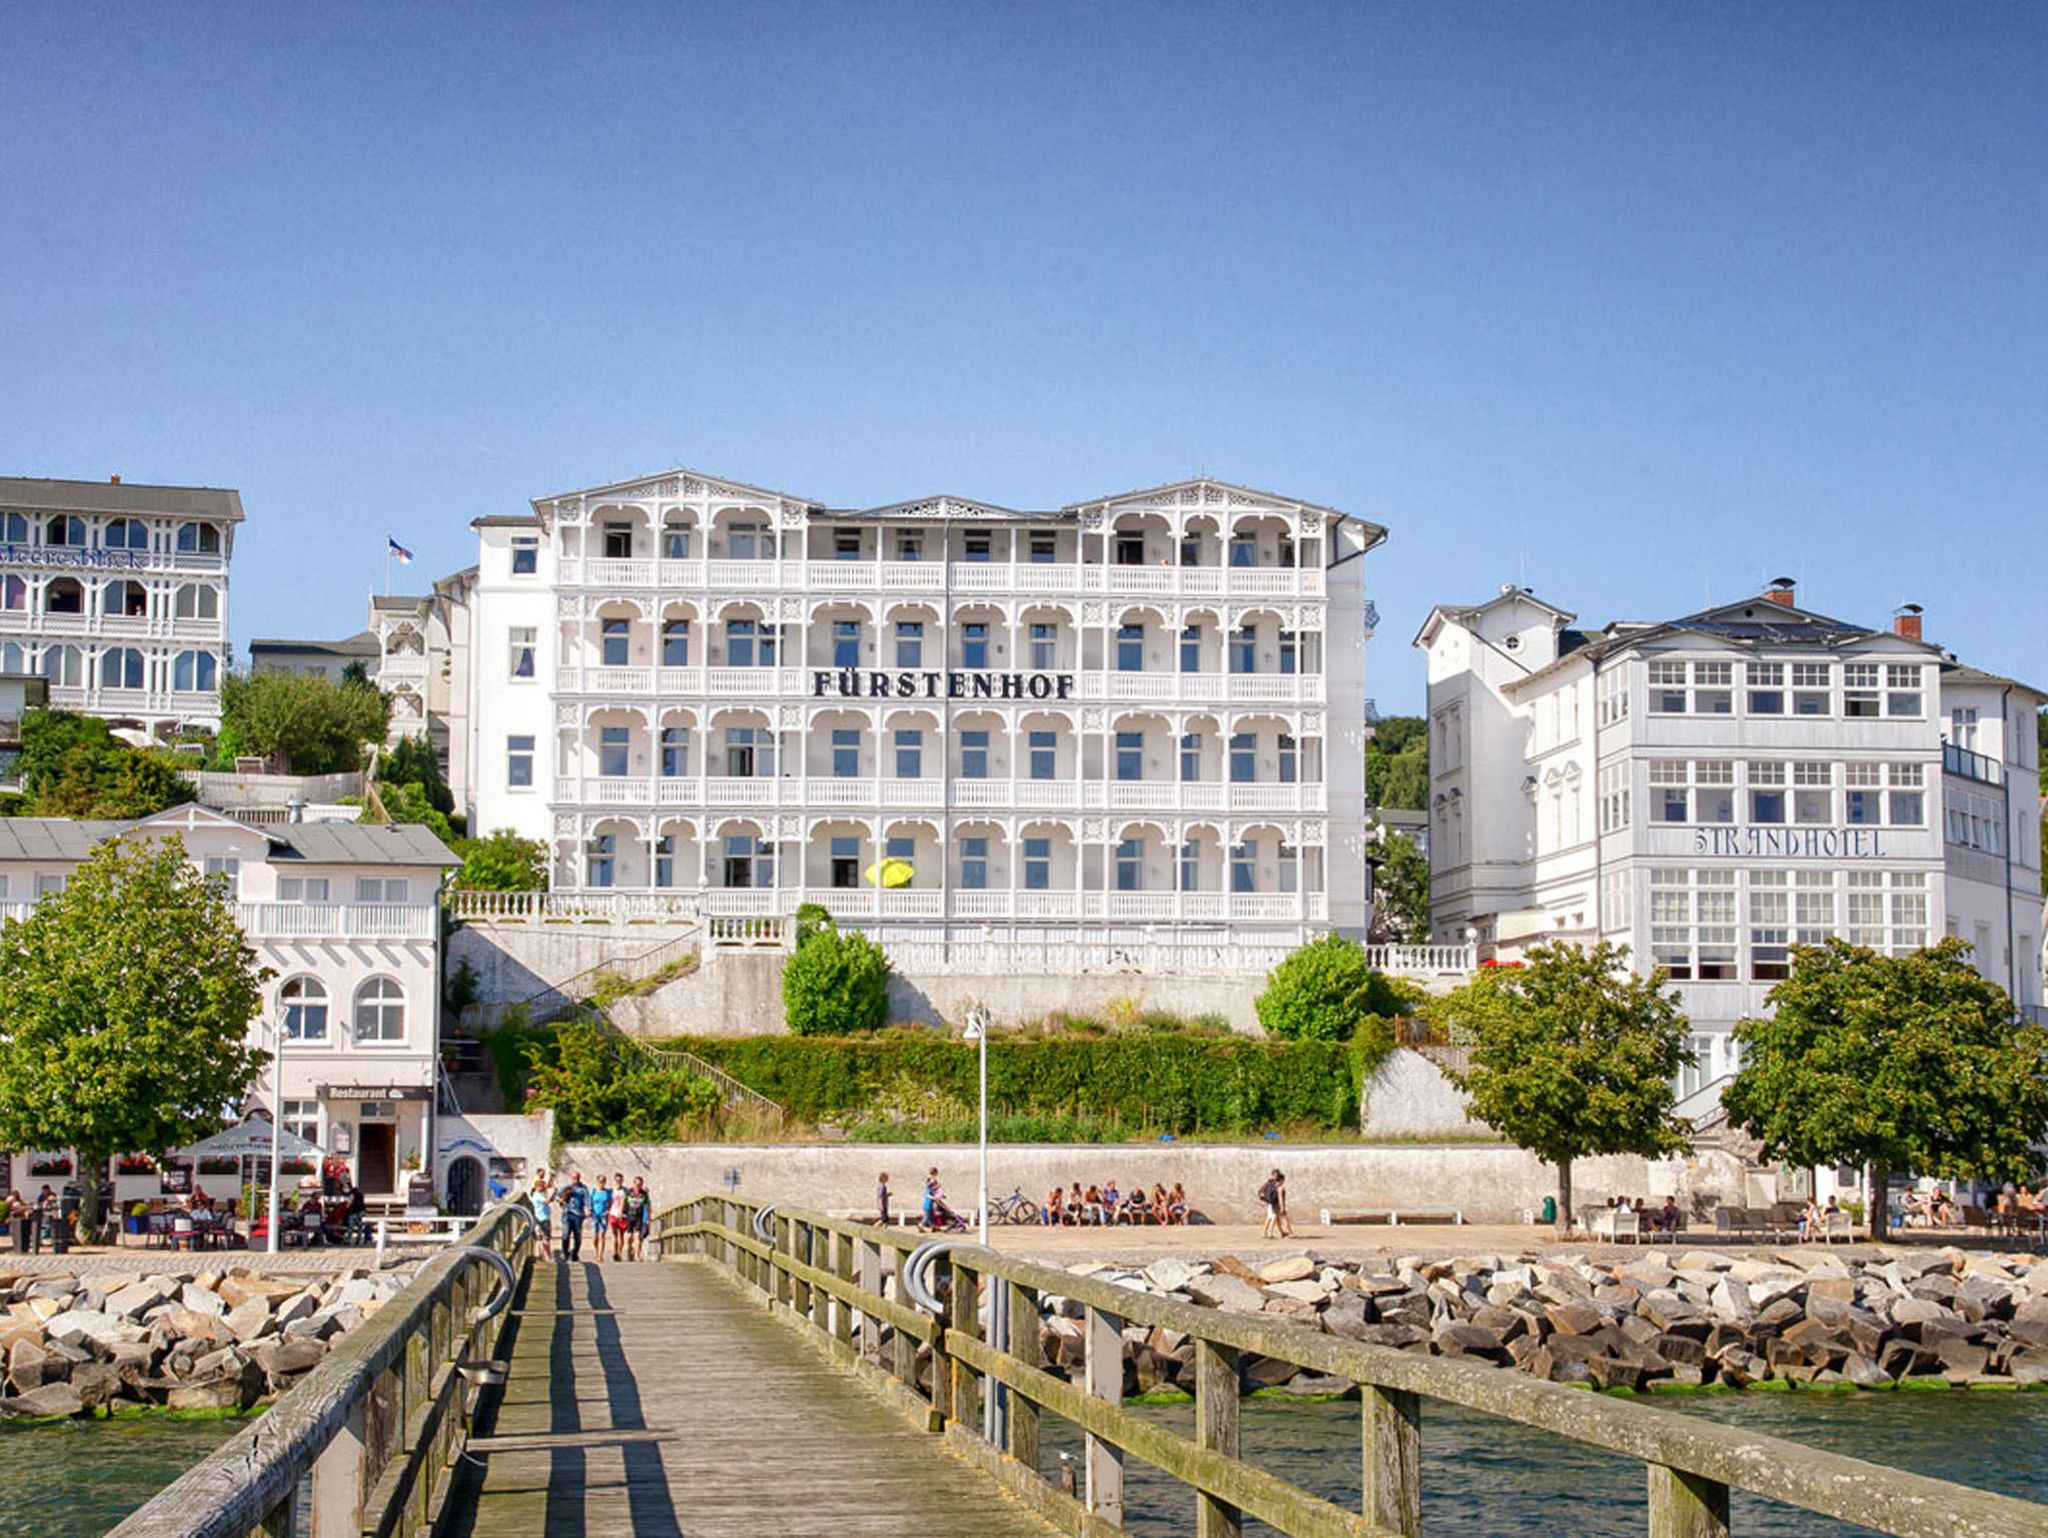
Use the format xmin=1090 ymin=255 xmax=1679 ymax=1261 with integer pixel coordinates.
xmin=664 ymin=1031 xmax=1376 ymax=1136
xmin=1255 ymin=934 xmax=1405 ymax=1045
xmin=453 ymin=828 xmax=549 ymax=891
xmin=521 ymin=1016 xmax=720 ymax=1141
xmin=782 ymin=925 xmax=892 ymax=1036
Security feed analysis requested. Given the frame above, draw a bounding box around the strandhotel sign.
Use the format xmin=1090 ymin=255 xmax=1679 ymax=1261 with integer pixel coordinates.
xmin=1693 ymin=827 xmax=1892 ymax=859
xmin=813 ymin=668 xmax=1076 ymax=701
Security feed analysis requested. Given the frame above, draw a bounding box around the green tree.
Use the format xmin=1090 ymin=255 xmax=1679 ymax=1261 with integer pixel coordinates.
xmin=377 ymin=778 xmax=455 ymax=843
xmin=1367 ymin=829 xmax=1430 ymax=943
xmin=522 ymin=1016 xmax=720 ymax=1140
xmin=783 ymin=919 xmax=893 ymax=1035
xmin=1365 ymin=715 xmax=1429 ymax=811
xmin=1255 ymin=933 xmax=1406 ymax=1043
xmin=381 ymin=733 xmax=453 ymax=813
xmin=1722 ymin=937 xmax=2048 ymax=1236
xmin=218 ymin=671 xmax=388 ymax=774
xmin=13 ymin=710 xmax=195 ymax=819
xmin=0 ymin=836 xmax=272 ymax=1238
xmin=452 ymin=828 xmax=549 ymax=891
xmin=1433 ymin=940 xmax=1692 ymax=1234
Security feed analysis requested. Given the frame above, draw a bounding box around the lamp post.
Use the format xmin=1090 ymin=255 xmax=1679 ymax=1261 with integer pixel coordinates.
xmin=265 ymin=1018 xmax=290 ymax=1255
xmin=963 ymin=1003 xmax=989 ymax=1245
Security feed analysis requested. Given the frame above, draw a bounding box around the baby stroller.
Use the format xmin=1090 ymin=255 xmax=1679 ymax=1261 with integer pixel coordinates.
xmin=923 ymin=1194 xmax=970 ymax=1233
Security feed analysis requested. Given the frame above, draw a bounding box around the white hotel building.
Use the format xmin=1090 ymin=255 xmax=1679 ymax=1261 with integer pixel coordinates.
xmin=0 ymin=804 xmax=458 ymax=1200
xmin=465 ymin=467 xmax=1382 ymax=954
xmin=1418 ymin=582 xmax=2044 ymax=1102
xmin=0 ymin=476 xmax=237 ymax=738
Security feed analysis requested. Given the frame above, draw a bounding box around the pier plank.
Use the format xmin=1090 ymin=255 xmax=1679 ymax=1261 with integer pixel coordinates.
xmin=439 ymin=1257 xmax=1057 ymax=1538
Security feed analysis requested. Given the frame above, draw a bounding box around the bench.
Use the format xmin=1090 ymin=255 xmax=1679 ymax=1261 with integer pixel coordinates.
xmin=1320 ymin=1208 xmax=1465 ymax=1226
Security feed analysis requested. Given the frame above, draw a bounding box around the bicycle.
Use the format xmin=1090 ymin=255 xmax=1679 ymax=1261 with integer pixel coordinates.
xmin=987 ymin=1187 xmax=1041 ymax=1226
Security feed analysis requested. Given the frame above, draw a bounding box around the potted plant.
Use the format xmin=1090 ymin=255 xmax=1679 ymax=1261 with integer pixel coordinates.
xmin=117 ymin=1154 xmax=156 ymax=1176
xmin=126 ymin=1200 xmax=151 ymax=1234
xmin=29 ymin=1154 xmax=72 ymax=1177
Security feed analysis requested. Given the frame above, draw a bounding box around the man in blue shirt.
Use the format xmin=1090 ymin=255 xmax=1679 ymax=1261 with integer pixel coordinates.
xmin=560 ymin=1170 xmax=591 ymax=1262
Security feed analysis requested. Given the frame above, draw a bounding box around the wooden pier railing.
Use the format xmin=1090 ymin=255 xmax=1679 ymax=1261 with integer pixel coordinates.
xmin=106 ymin=1203 xmax=532 ymax=1538
xmin=656 ymin=1196 xmax=2048 ymax=1538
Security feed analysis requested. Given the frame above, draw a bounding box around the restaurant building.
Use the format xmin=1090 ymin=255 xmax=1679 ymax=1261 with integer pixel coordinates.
xmin=462 ymin=466 xmax=1384 ymax=957
xmin=0 ymin=804 xmax=458 ymax=1200
xmin=1417 ymin=581 xmax=2044 ymax=1104
xmin=0 ymin=475 xmax=238 ymax=739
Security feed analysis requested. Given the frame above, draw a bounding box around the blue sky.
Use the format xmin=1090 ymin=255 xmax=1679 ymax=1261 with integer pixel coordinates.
xmin=3 ymin=4 xmax=2043 ymax=714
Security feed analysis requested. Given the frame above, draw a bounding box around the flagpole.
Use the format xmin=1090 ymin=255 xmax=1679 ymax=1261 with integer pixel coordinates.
xmin=384 ymin=543 xmax=391 ymax=598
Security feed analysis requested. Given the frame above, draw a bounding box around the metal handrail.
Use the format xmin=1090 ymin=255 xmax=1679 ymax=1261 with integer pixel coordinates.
xmin=660 ymin=1196 xmax=2048 ymax=1538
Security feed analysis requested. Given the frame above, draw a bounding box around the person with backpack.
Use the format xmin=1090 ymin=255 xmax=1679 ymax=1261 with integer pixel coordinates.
xmin=1258 ymin=1168 xmax=1291 ymax=1239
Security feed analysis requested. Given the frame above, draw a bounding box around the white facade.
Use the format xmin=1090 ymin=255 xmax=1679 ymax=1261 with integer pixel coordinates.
xmin=0 ymin=805 xmax=459 ymax=1197
xmin=464 ymin=467 xmax=1383 ymax=951
xmin=0 ymin=476 xmax=238 ymax=737
xmin=368 ymin=572 xmax=479 ymax=811
xmin=1418 ymin=584 xmax=2044 ymax=1100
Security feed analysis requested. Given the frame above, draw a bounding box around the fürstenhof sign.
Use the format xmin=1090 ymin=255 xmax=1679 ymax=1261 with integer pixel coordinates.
xmin=1692 ymin=827 xmax=1891 ymax=859
xmin=812 ymin=669 xmax=1075 ymax=701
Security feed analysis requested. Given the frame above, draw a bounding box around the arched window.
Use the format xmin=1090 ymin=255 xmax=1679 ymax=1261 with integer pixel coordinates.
xmin=173 ymin=582 xmax=220 ymax=620
xmin=353 ymin=978 xmax=405 ymax=1043
xmin=1 ymin=513 xmax=26 ymax=544
xmin=1 ymin=575 xmax=24 ymax=611
xmin=40 ymin=644 xmax=82 ymax=687
xmin=102 ymin=518 xmax=150 ymax=550
xmin=281 ymin=977 xmax=329 ymax=1041
xmin=44 ymin=577 xmax=83 ymax=614
xmin=44 ymin=515 xmax=85 ymax=547
xmin=172 ymin=650 xmax=219 ymax=691
xmin=99 ymin=647 xmax=145 ymax=689
xmin=102 ymin=579 xmax=148 ymax=617
xmin=176 ymin=522 xmax=221 ymax=555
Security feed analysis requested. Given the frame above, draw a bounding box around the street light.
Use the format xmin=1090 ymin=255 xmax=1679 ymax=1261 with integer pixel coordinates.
xmin=265 ymin=1014 xmax=296 ymax=1255
xmin=963 ymin=1002 xmax=989 ymax=1245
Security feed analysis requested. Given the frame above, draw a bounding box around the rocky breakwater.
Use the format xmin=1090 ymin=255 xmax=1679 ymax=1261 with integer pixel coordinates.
xmin=0 ymin=1265 xmax=419 ymax=1419
xmin=1037 ymin=1248 xmax=2048 ymax=1397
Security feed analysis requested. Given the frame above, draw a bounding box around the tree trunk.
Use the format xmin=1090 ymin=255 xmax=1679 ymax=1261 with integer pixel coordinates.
xmin=1868 ymin=1161 xmax=1887 ymax=1241
xmin=1555 ymin=1159 xmax=1574 ymax=1238
xmin=76 ymin=1152 xmax=107 ymax=1247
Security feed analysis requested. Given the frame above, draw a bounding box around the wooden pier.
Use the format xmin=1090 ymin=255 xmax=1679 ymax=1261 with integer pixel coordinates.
xmin=436 ymin=1255 xmax=1056 ymax=1537
xmin=105 ymin=1198 xmax=2048 ymax=1538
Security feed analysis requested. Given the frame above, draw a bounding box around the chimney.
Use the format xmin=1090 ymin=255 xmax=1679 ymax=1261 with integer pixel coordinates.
xmin=287 ymin=797 xmax=306 ymax=824
xmin=1893 ymin=603 xmax=1923 ymax=642
xmin=1764 ymin=577 xmax=1797 ymax=608
xmin=109 ymin=474 xmax=121 ymax=485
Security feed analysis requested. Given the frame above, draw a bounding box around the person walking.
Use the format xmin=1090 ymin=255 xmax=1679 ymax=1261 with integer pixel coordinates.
xmin=529 ymin=1175 xmax=555 ymax=1262
xmin=589 ymin=1174 xmax=613 ymax=1261
xmin=560 ymin=1170 xmax=590 ymax=1261
xmin=625 ymin=1177 xmax=651 ymax=1260
xmin=6 ymin=1191 xmax=30 ymax=1254
xmin=1259 ymin=1168 xmax=1292 ymax=1239
xmin=875 ymin=1171 xmax=892 ymax=1227
xmin=608 ymin=1174 xmax=630 ymax=1257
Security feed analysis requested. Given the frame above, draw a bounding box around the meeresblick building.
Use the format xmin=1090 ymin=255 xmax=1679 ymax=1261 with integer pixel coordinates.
xmin=457 ymin=466 xmax=1385 ymax=964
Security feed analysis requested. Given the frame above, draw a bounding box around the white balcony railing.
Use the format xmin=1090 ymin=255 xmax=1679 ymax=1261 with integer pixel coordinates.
xmin=548 ymin=555 xmax=1328 ymax=600
xmin=234 ymin=903 xmax=438 ymax=940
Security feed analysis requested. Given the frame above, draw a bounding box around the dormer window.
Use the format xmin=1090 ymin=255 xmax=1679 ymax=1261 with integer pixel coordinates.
xmin=176 ymin=522 xmax=220 ymax=555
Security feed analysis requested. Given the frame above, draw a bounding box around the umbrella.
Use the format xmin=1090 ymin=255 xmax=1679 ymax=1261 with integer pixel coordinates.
xmin=181 ymin=1116 xmax=322 ymax=1161
xmin=866 ymin=857 xmax=914 ymax=889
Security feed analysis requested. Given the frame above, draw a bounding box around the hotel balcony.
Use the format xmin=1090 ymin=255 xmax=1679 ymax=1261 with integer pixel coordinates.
xmin=693 ymin=887 xmax=1330 ymax=924
xmin=554 ymin=556 xmax=1326 ymax=601
xmin=45 ymin=683 xmax=219 ymax=719
xmin=0 ymin=609 xmax=225 ymax=642
xmin=556 ymin=774 xmax=1322 ymax=815
xmin=0 ymin=900 xmax=436 ymax=940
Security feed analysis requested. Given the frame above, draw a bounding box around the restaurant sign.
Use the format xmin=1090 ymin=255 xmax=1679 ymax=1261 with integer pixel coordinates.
xmin=324 ymin=1085 xmax=433 ymax=1102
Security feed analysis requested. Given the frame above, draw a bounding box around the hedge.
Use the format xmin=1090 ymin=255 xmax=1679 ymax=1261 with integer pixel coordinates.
xmin=657 ymin=1030 xmax=1391 ymax=1136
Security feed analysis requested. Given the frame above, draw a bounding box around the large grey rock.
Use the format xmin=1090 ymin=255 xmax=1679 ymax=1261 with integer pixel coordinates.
xmin=44 ymin=1309 xmax=122 ymax=1347
xmin=107 ymin=1280 xmax=178 ymax=1321
xmin=1141 ymin=1258 xmax=1205 ymax=1294
xmin=178 ymin=1283 xmax=227 ymax=1318
xmin=274 ymin=1291 xmax=321 ymax=1328
xmin=3 ymin=1382 xmax=85 ymax=1417
xmin=1186 ymin=1275 xmax=1266 ymax=1314
xmin=1709 ymin=1279 xmax=1753 ymax=1323
xmin=224 ymin=1297 xmax=273 ymax=1343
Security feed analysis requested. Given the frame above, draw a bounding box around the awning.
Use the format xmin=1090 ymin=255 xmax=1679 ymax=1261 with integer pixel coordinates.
xmin=180 ymin=1116 xmax=323 ymax=1161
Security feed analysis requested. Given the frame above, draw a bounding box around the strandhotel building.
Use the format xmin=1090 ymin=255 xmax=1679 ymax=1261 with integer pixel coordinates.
xmin=465 ymin=467 xmax=1382 ymax=960
xmin=1418 ymin=581 xmax=2044 ymax=1105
